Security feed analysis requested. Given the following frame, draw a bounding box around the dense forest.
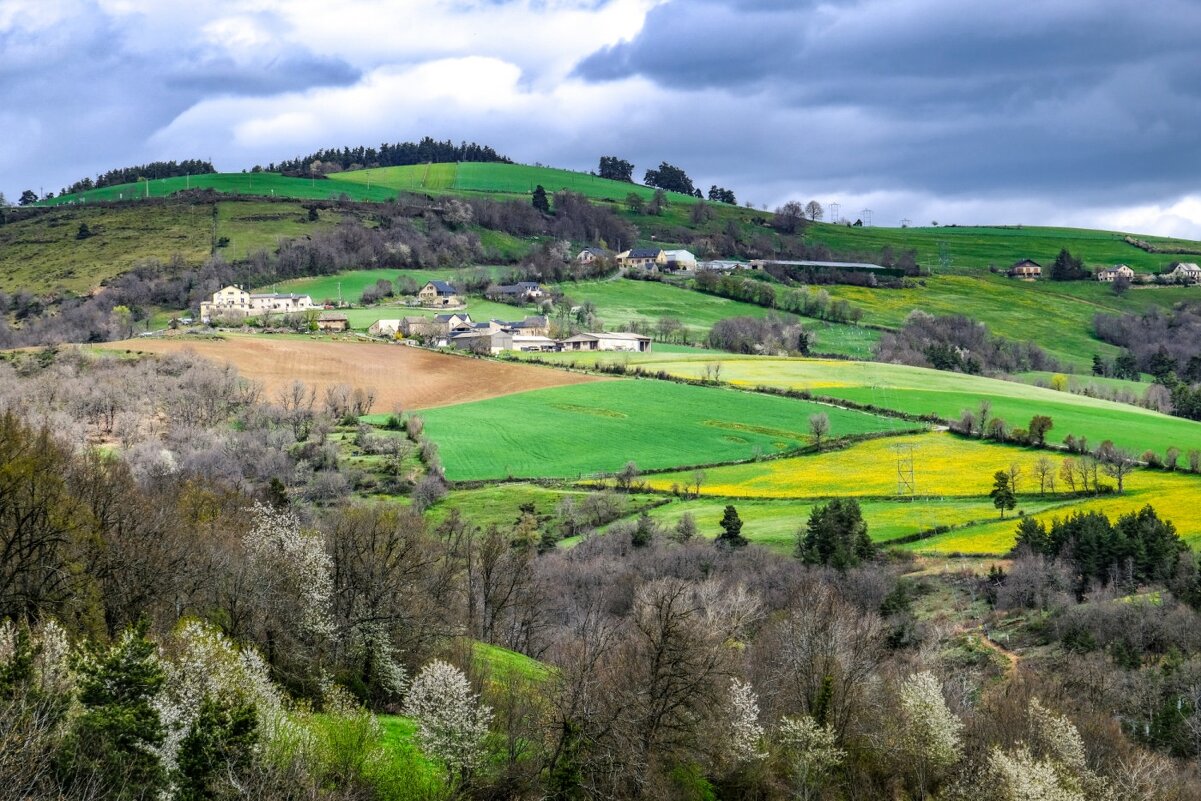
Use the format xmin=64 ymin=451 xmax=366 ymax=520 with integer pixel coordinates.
xmin=263 ymin=137 xmax=511 ymax=175
xmin=3 ymin=350 xmax=1201 ymax=799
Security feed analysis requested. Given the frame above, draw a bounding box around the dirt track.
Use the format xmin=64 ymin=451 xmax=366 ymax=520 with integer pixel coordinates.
xmin=111 ymin=335 xmax=603 ymax=411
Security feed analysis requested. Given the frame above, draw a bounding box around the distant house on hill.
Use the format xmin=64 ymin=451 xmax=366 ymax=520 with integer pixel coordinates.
xmin=1007 ymin=259 xmax=1042 ymax=279
xmin=199 ymin=285 xmax=315 ymax=322
xmin=316 ymin=312 xmax=350 ymax=332
xmin=1167 ymin=262 xmax=1201 ymax=285
xmin=1096 ymin=264 xmax=1135 ymax=283
xmin=560 ymin=332 xmax=653 ymax=353
xmin=489 ymin=281 xmax=545 ymax=301
xmin=418 ymin=280 xmax=462 ymax=306
xmin=698 ymin=259 xmax=753 ymax=273
xmin=576 ymin=247 xmax=612 ymax=264
xmin=617 ymin=248 xmax=667 ymax=271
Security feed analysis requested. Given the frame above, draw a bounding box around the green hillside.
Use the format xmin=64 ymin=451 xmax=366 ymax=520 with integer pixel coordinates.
xmin=39 ymin=171 xmax=398 ymax=205
xmin=327 ymin=162 xmax=700 ymax=204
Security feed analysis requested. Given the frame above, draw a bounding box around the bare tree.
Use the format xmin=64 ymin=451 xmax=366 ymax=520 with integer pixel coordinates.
xmin=804 ymin=200 xmax=824 ymax=222
xmin=1096 ymin=441 xmax=1136 ymax=493
xmin=809 ymin=412 xmax=830 ymax=451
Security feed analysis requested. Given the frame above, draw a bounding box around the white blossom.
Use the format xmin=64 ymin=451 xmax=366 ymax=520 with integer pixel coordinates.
xmin=727 ymin=679 xmax=765 ymax=763
xmin=243 ymin=502 xmax=335 ymax=638
xmin=989 ymin=746 xmax=1087 ymax=801
xmin=0 ymin=618 xmax=14 ymax=665
xmin=403 ymin=659 xmax=492 ymax=778
xmin=778 ymin=715 xmax=845 ymax=800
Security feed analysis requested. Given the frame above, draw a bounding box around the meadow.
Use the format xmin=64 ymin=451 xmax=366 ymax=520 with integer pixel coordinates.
xmin=262 ymin=266 xmax=510 ymax=304
xmin=618 ymin=355 xmax=1201 ymax=458
xmin=418 ymin=379 xmax=905 ymax=481
xmin=812 ymin=273 xmax=1196 ymax=367
xmin=428 ymin=483 xmax=660 ymax=530
xmin=801 ymin=221 xmax=1199 ymax=274
xmin=553 ymin=279 xmax=881 ymax=358
xmin=42 ymin=171 xmax=399 ymax=205
xmin=620 ymin=495 xmax=1066 ymax=554
xmin=214 ymin=200 xmax=338 ymax=260
xmin=327 ymin=162 xmax=700 ymax=205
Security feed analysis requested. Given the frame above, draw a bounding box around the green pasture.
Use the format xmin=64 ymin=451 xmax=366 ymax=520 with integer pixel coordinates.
xmin=621 ymin=496 xmax=1064 ymax=554
xmin=816 ymin=273 xmax=1196 ymax=367
xmin=473 ymin=641 xmax=554 ymax=684
xmin=551 ymin=279 xmax=880 ymax=358
xmin=263 ymin=266 xmax=511 ymax=304
xmin=428 ymin=483 xmax=659 ymax=530
xmin=802 ymin=221 xmax=1199 ymax=274
xmin=41 ymin=171 xmax=399 ymax=206
xmin=632 ymin=355 xmax=1201 ymax=458
xmin=419 ymin=379 xmax=902 ymax=481
xmin=329 ymin=162 xmax=700 ymax=205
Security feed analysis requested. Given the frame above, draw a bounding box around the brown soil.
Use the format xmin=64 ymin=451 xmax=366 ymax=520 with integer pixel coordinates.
xmin=110 ymin=335 xmax=604 ymax=411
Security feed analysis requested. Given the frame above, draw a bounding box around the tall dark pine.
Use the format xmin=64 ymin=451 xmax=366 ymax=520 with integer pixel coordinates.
xmin=716 ymin=505 xmax=748 ymax=548
xmin=532 ymin=185 xmax=550 ymax=213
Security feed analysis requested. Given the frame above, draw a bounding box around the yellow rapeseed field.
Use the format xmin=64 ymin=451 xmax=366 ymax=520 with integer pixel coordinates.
xmin=648 ymin=432 xmax=1074 ymax=498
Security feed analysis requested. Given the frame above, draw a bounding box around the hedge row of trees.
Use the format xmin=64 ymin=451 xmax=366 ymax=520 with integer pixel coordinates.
xmin=59 ymin=160 xmax=216 ymax=196
xmin=264 ymin=137 xmax=510 ymax=175
xmin=693 ymin=271 xmax=863 ymax=323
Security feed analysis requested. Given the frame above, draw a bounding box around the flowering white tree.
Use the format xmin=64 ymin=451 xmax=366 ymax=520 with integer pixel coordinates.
xmin=987 ymin=698 xmax=1110 ymax=801
xmin=243 ymin=502 xmax=334 ymax=639
xmin=403 ymin=659 xmax=492 ymax=781
xmin=778 ymin=715 xmax=845 ymax=801
xmin=727 ymin=679 xmax=765 ymax=764
xmin=897 ymin=671 xmax=963 ymax=800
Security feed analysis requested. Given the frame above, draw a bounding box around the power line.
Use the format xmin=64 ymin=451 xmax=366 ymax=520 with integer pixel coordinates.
xmin=892 ymin=443 xmax=916 ymax=496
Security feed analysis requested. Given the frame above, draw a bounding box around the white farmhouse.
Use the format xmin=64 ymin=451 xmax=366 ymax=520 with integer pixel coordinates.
xmin=199 ymin=285 xmax=315 ymax=322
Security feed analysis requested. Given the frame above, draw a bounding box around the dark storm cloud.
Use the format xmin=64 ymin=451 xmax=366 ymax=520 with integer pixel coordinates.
xmin=575 ymin=0 xmax=1201 ymax=201
xmin=165 ymin=55 xmax=362 ymax=97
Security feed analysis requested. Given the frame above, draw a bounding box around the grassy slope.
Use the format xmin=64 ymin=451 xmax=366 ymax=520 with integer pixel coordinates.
xmin=0 ymin=203 xmax=213 ymax=294
xmin=429 ymin=483 xmax=659 ymax=530
xmin=554 ymin=279 xmax=881 ymax=358
xmin=263 ymin=266 xmax=509 ymax=304
xmin=215 ymin=200 xmax=338 ymax=260
xmin=621 ymin=355 xmax=1201 ymax=458
xmin=328 ymin=162 xmax=701 ymax=205
xmin=41 ymin=172 xmax=398 ymax=205
xmin=813 ymin=273 xmax=1194 ymax=367
xmin=419 ymin=379 xmax=903 ymax=481
xmin=801 ymin=221 xmax=1198 ymax=273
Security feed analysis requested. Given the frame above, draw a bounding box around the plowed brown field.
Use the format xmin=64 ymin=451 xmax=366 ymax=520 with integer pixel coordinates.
xmin=112 ymin=335 xmax=603 ymax=410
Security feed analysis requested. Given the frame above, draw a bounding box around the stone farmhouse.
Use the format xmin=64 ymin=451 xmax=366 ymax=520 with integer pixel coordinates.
xmin=1007 ymin=259 xmax=1042 ymax=279
xmin=1167 ymin=262 xmax=1201 ymax=285
xmin=316 ymin=313 xmax=350 ymax=332
xmin=1096 ymin=264 xmax=1135 ymax=283
xmin=199 ymin=285 xmax=315 ymax=322
xmin=417 ymin=280 xmax=462 ymax=307
xmin=576 ymin=247 xmax=612 ymax=264
xmin=617 ymin=248 xmax=667 ymax=270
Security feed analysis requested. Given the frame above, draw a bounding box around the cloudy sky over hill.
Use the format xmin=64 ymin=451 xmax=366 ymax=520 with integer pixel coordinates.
xmin=4 ymin=0 xmax=1201 ymax=234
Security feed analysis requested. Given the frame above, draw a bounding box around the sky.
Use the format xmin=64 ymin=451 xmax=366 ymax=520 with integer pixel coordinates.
xmin=3 ymin=0 xmax=1201 ymax=236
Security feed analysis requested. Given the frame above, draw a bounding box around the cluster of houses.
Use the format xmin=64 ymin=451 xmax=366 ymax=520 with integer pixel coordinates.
xmin=199 ymin=285 xmax=316 ymax=322
xmin=368 ymin=312 xmax=651 ymax=354
xmin=1006 ymin=259 xmax=1201 ymax=284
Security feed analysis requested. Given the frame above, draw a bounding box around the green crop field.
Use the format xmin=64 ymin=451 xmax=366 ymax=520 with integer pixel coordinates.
xmin=810 ymin=273 xmax=1195 ymax=368
xmin=621 ymin=355 xmax=1201 ymax=458
xmin=328 ymin=162 xmax=700 ymax=205
xmin=801 ymin=221 xmax=1201 ymax=274
xmin=419 ymin=379 xmax=904 ymax=481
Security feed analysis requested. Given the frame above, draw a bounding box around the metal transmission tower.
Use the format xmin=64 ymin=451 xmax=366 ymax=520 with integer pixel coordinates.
xmin=829 ymin=202 xmax=841 ymax=224
xmin=938 ymin=241 xmax=952 ymax=274
xmin=900 ymin=217 xmax=911 ymax=228
xmin=860 ymin=208 xmax=873 ymax=227
xmin=892 ymin=443 xmax=916 ymax=496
